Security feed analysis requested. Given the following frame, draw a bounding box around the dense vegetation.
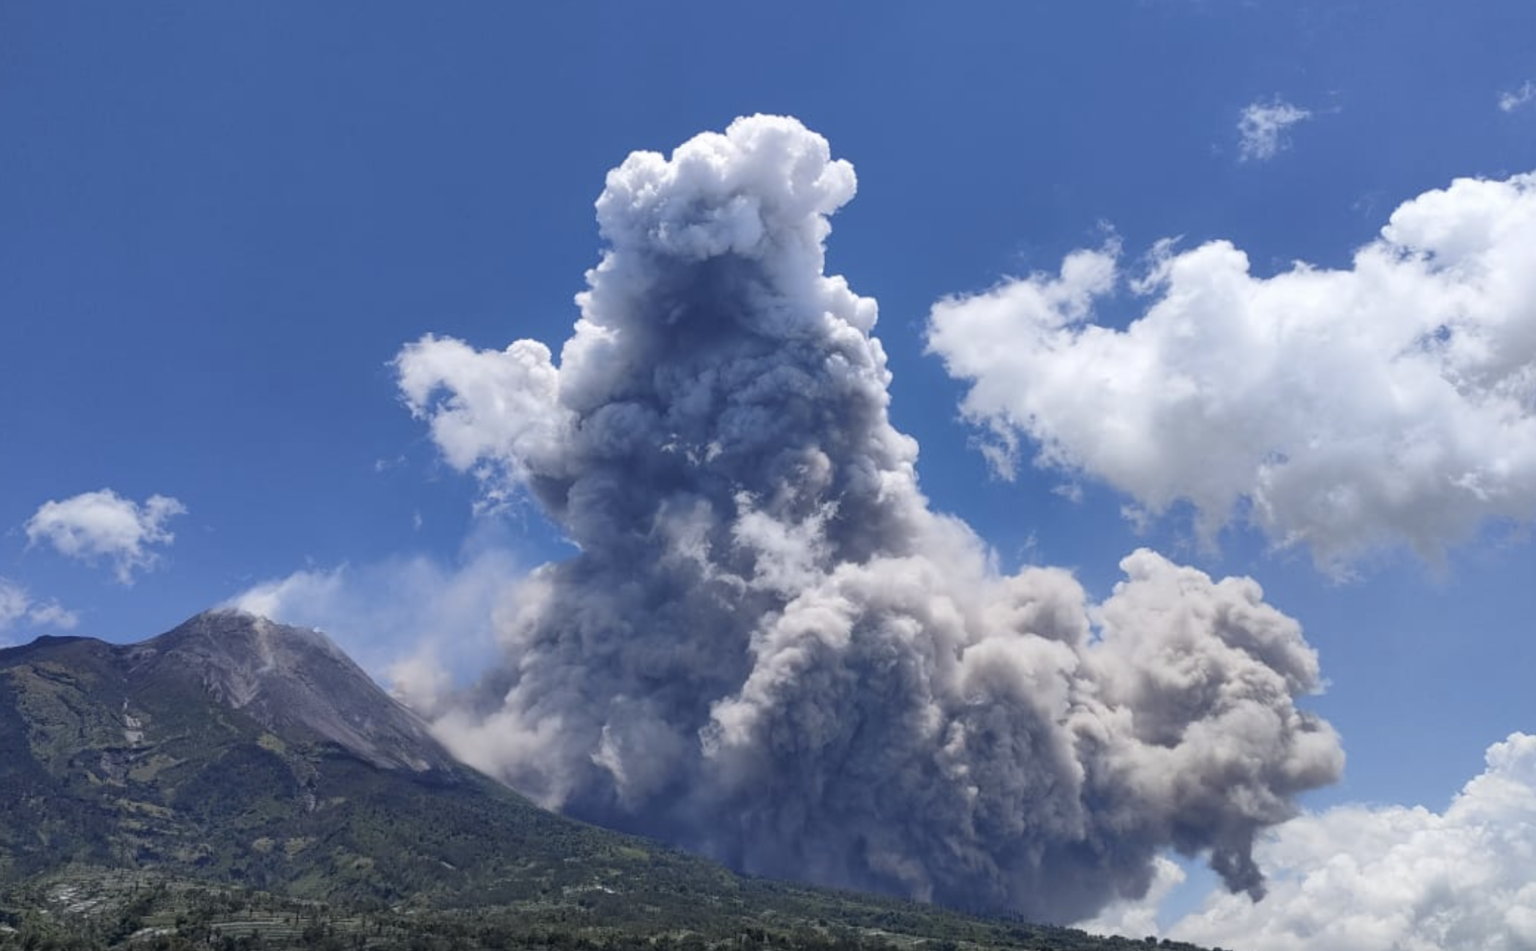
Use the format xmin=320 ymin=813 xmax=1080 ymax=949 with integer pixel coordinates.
xmin=0 ymin=867 xmax=1228 ymax=951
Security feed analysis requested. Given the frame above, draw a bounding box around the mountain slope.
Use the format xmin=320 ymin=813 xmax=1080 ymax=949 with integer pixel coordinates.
xmin=130 ymin=610 xmax=456 ymax=773
xmin=0 ymin=610 xmax=689 ymax=905
xmin=0 ymin=612 xmax=1210 ymax=951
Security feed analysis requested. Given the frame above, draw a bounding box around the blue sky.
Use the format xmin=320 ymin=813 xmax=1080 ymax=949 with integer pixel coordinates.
xmin=4 ymin=4 xmax=1535 ymax=947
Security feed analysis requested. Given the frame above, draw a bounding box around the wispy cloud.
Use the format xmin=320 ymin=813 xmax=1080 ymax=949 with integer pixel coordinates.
xmin=227 ymin=546 xmax=519 ymax=715
xmin=1237 ymin=97 xmax=1312 ymax=161
xmin=24 ymin=489 xmax=186 ymax=584
xmin=0 ymin=576 xmax=78 ymax=638
xmin=1499 ymin=80 xmax=1536 ymax=113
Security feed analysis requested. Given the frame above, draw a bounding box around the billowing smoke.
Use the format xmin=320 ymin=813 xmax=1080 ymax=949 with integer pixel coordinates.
xmin=395 ymin=115 xmax=1342 ymax=922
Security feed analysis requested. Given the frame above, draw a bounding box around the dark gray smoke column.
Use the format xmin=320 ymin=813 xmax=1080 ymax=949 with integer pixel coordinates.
xmin=396 ymin=115 xmax=1343 ymax=922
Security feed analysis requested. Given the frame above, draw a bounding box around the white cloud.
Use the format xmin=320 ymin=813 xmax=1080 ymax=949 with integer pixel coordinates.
xmin=227 ymin=546 xmax=521 ymax=713
xmin=1076 ymin=855 xmax=1188 ymax=940
xmin=1237 ymin=97 xmax=1312 ymax=162
xmin=0 ymin=579 xmax=30 ymax=632
xmin=1163 ymin=733 xmax=1536 ymax=951
xmin=0 ymin=577 xmax=78 ymax=639
xmin=22 ymin=599 xmax=79 ymax=630
xmin=1500 ymin=80 xmax=1536 ymax=113
xmin=24 ymin=489 xmax=186 ymax=584
xmin=928 ymin=170 xmax=1536 ymax=574
xmin=395 ymin=335 xmax=572 ymax=513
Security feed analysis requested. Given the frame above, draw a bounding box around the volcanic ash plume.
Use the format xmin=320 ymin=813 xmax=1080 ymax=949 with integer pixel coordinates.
xmin=395 ymin=115 xmax=1342 ymax=922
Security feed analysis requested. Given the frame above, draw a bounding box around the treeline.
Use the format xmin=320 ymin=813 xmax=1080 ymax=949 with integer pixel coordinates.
xmin=0 ymin=869 xmax=1227 ymax=951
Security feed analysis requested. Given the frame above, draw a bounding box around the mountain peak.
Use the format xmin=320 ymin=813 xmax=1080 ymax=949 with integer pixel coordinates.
xmin=132 ymin=610 xmax=456 ymax=773
xmin=152 ymin=608 xmax=350 ymax=676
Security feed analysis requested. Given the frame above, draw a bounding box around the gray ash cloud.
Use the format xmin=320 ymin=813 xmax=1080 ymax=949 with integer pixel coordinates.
xmin=394 ymin=115 xmax=1342 ymax=922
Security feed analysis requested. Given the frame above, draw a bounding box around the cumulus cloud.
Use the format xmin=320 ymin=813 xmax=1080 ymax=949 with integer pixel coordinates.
xmin=0 ymin=577 xmax=78 ymax=639
xmin=928 ymin=171 xmax=1536 ymax=573
xmin=1237 ymin=97 xmax=1312 ymax=161
xmin=1499 ymin=80 xmax=1536 ymax=113
xmin=395 ymin=115 xmax=1341 ymax=922
xmin=24 ymin=489 xmax=186 ymax=584
xmin=1165 ymin=733 xmax=1536 ymax=951
xmin=228 ymin=547 xmax=518 ymax=716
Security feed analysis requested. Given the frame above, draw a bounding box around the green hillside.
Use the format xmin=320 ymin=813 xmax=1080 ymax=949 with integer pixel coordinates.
xmin=0 ymin=618 xmax=1225 ymax=951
